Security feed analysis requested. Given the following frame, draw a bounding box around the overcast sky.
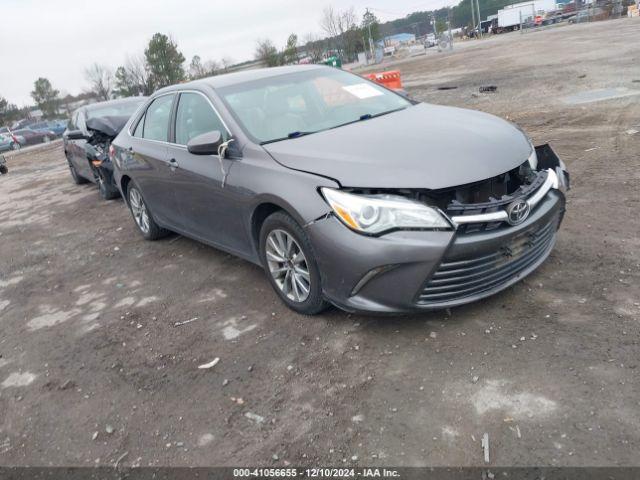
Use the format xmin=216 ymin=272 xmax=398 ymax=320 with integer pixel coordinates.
xmin=0 ymin=0 xmax=458 ymax=106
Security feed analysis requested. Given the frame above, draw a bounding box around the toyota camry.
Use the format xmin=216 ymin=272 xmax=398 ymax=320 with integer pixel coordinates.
xmin=110 ymin=65 xmax=569 ymax=315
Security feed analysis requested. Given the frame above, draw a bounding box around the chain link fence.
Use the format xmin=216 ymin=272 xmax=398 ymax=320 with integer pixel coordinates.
xmin=520 ymin=0 xmax=630 ymax=33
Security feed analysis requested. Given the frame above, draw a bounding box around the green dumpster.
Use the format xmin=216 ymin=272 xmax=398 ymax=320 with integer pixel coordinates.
xmin=322 ymin=56 xmax=342 ymax=68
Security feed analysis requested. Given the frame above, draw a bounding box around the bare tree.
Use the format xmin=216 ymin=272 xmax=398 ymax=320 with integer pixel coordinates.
xmin=320 ymin=6 xmax=341 ymax=38
xmin=319 ymin=6 xmax=359 ymax=61
xmin=84 ymin=63 xmax=114 ymax=100
xmin=125 ymin=54 xmax=153 ymax=95
xmin=255 ymin=39 xmax=281 ymax=67
xmin=304 ymin=33 xmax=327 ymax=63
xmin=204 ymin=59 xmax=220 ymax=76
xmin=189 ymin=55 xmax=208 ymax=79
xmin=220 ymin=57 xmax=234 ymax=72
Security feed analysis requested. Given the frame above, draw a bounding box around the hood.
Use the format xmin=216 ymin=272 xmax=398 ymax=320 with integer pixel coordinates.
xmin=86 ymin=115 xmax=129 ymax=139
xmin=262 ymin=103 xmax=532 ymax=189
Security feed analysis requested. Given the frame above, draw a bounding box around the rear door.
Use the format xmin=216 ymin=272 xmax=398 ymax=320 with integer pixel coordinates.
xmin=167 ymin=91 xmax=249 ymax=253
xmin=127 ymin=93 xmax=182 ymax=229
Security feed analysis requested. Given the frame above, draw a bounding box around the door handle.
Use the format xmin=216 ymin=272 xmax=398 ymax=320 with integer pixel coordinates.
xmin=168 ymin=158 xmax=179 ymax=170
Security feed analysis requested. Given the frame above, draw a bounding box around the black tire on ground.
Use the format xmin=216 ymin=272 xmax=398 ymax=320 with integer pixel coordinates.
xmin=68 ymin=162 xmax=88 ymax=185
xmin=127 ymin=180 xmax=169 ymax=241
xmin=94 ymin=168 xmax=120 ymax=200
xmin=0 ymin=165 xmax=8 ymax=175
xmin=259 ymin=211 xmax=328 ymax=315
xmin=99 ymin=177 xmax=120 ymax=200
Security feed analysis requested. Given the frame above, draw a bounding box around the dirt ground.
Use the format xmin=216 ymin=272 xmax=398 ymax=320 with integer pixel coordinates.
xmin=0 ymin=19 xmax=639 ymax=468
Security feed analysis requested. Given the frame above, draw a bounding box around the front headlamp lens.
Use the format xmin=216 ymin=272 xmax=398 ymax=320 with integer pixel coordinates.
xmin=321 ymin=188 xmax=449 ymax=234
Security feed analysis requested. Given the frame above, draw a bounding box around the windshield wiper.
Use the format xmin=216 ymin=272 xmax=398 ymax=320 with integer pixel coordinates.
xmin=261 ymin=130 xmax=316 ymax=145
xmin=260 ymin=106 xmax=409 ymax=145
xmin=329 ymin=106 xmax=409 ymax=131
xmin=287 ymin=130 xmax=315 ymax=139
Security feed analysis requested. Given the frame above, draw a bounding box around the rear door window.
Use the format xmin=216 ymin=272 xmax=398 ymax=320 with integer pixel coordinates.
xmin=142 ymin=95 xmax=174 ymax=142
xmin=133 ymin=113 xmax=145 ymax=138
xmin=175 ymin=92 xmax=227 ymax=145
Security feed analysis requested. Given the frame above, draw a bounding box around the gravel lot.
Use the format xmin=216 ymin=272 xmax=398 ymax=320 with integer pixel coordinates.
xmin=0 ymin=19 xmax=639 ymax=468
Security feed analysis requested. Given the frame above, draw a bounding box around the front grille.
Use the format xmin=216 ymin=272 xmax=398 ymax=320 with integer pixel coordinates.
xmin=416 ymin=220 xmax=557 ymax=305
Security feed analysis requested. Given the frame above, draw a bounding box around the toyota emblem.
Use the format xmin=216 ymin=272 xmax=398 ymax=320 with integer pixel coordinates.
xmin=506 ymin=199 xmax=530 ymax=225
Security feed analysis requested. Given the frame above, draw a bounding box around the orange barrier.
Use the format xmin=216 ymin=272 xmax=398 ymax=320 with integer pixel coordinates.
xmin=366 ymin=70 xmax=403 ymax=90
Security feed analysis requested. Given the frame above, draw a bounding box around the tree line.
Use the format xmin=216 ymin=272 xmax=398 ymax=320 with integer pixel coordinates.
xmin=0 ymin=32 xmax=223 ymax=125
xmin=0 ymin=0 xmax=517 ymax=126
xmin=254 ymin=7 xmax=381 ymax=67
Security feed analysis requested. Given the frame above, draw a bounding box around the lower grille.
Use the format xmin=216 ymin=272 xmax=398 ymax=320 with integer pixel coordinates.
xmin=416 ymin=220 xmax=557 ymax=304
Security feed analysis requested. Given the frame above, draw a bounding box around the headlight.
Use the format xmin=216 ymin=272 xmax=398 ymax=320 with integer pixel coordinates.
xmin=321 ymin=188 xmax=450 ymax=235
xmin=527 ymin=146 xmax=538 ymax=170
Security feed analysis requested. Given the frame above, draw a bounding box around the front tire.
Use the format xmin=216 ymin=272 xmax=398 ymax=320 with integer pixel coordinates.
xmin=68 ymin=161 xmax=88 ymax=185
xmin=0 ymin=165 xmax=7 ymax=175
xmin=127 ymin=181 xmax=168 ymax=240
xmin=94 ymin=167 xmax=119 ymax=200
xmin=259 ymin=212 xmax=328 ymax=315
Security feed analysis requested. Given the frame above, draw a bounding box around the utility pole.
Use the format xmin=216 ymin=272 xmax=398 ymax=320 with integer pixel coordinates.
xmin=475 ymin=0 xmax=483 ymax=38
xmin=470 ymin=0 xmax=477 ymax=38
xmin=365 ymin=7 xmax=375 ymax=61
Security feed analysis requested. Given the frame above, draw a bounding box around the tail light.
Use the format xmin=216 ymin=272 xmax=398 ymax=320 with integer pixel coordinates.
xmin=108 ymin=144 xmax=116 ymax=161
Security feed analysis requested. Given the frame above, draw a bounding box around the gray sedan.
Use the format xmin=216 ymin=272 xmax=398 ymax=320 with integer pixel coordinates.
xmin=111 ymin=65 xmax=569 ymax=315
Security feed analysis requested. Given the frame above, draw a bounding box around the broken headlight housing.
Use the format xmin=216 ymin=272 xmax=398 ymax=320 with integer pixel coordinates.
xmin=321 ymin=188 xmax=450 ymax=235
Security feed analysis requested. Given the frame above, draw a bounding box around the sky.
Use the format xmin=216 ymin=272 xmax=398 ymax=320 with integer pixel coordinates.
xmin=0 ymin=0 xmax=458 ymax=107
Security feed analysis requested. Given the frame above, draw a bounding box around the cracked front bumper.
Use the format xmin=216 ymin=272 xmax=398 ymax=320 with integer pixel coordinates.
xmin=306 ymin=187 xmax=566 ymax=314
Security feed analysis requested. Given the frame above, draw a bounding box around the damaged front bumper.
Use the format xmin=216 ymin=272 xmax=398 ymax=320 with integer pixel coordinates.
xmin=306 ymin=144 xmax=569 ymax=314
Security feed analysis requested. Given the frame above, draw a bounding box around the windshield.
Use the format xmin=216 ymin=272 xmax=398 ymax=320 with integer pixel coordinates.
xmin=87 ymin=99 xmax=145 ymax=119
xmin=218 ymin=68 xmax=411 ymax=144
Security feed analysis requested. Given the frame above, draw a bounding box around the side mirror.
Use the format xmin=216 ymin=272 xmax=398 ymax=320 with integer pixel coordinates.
xmin=187 ymin=130 xmax=223 ymax=155
xmin=66 ymin=129 xmax=88 ymax=140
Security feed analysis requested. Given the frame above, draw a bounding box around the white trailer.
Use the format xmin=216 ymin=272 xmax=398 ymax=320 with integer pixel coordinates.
xmin=497 ymin=0 xmax=556 ymax=29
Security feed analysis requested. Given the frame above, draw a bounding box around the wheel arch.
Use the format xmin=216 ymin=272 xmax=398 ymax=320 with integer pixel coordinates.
xmin=120 ymin=175 xmax=132 ymax=204
xmin=250 ymin=198 xmax=306 ymax=255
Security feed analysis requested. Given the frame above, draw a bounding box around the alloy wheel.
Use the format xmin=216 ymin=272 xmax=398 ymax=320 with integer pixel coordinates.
xmin=265 ymin=229 xmax=311 ymax=303
xmin=129 ymin=188 xmax=150 ymax=234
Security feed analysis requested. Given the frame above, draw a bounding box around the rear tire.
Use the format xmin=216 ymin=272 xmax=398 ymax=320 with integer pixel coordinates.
xmin=259 ymin=211 xmax=328 ymax=315
xmin=0 ymin=165 xmax=7 ymax=175
xmin=127 ymin=181 xmax=168 ymax=240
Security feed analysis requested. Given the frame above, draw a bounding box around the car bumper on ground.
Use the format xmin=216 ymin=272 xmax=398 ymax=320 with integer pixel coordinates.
xmin=306 ymin=186 xmax=566 ymax=314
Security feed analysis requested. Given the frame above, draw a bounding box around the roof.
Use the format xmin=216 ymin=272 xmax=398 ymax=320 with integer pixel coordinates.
xmin=85 ymin=96 xmax=147 ymax=112
xmin=157 ymin=64 xmax=326 ymax=94
xmin=384 ymin=33 xmax=416 ymax=41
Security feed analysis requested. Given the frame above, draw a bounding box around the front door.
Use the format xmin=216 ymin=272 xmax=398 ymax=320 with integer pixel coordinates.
xmin=168 ymin=91 xmax=249 ymax=254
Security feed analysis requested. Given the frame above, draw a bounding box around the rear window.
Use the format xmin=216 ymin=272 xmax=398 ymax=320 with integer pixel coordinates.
xmin=88 ymin=99 xmax=145 ymax=119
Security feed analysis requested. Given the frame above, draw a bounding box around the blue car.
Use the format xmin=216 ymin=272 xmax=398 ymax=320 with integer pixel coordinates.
xmin=47 ymin=120 xmax=67 ymax=136
xmin=0 ymin=134 xmax=21 ymax=152
xmin=28 ymin=120 xmax=66 ymax=137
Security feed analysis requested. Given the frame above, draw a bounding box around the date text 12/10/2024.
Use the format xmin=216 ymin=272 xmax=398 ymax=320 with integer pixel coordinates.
xmin=233 ymin=468 xmax=401 ymax=478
